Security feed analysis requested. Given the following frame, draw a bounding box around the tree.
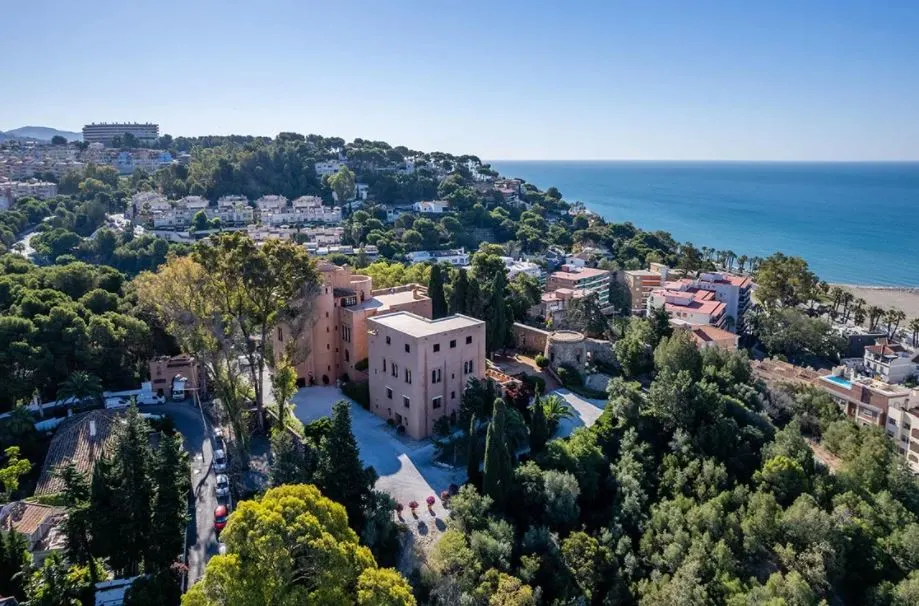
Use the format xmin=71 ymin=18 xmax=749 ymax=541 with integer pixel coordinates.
xmin=0 ymin=528 xmax=30 ymax=600
xmin=485 ymin=270 xmax=509 ymax=355
xmin=0 ymin=446 xmax=31 ymax=498
xmin=270 ymin=428 xmax=314 ymax=486
xmin=57 ymin=371 xmax=103 ymax=409
xmin=182 ymin=484 xmax=413 ymax=605
xmin=483 ymin=398 xmax=513 ymax=507
xmin=653 ymin=331 xmax=702 ymax=380
xmin=428 ymin=263 xmax=448 ymax=319
xmin=755 ymin=455 xmax=808 ymax=506
xmin=55 ymin=464 xmax=95 ymax=577
xmin=148 ymin=433 xmax=189 ymax=571
xmin=191 ymin=210 xmax=210 ymax=232
xmin=314 ymin=401 xmax=375 ymax=532
xmin=540 ymin=394 xmax=574 ymax=435
xmin=25 ymin=552 xmax=85 ymax=606
xmin=614 ymin=318 xmax=654 ymax=378
xmin=271 ymin=356 xmax=298 ymax=430
xmin=529 ymin=393 xmax=549 ymax=454
xmin=754 ymin=253 xmax=818 ymax=308
xmin=329 ymin=165 xmax=356 ymax=203
xmin=450 ymin=268 xmax=469 ymax=315
xmin=51 ymin=135 xmax=68 ymax=145
xmin=564 ymin=292 xmax=608 ymax=337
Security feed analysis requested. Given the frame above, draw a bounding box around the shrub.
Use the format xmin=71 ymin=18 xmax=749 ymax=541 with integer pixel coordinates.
xmin=340 ymin=380 xmax=370 ymax=408
xmin=558 ymin=364 xmax=583 ymax=387
xmin=386 ymin=418 xmax=395 ymax=427
xmin=395 ymin=502 xmax=404 ymax=513
xmin=354 ymin=358 xmax=369 ymax=372
xmin=534 ymin=354 xmax=549 ymax=368
xmin=521 ymin=374 xmax=546 ymax=394
xmin=426 ymin=495 xmax=436 ymax=507
xmin=409 ymin=500 xmax=419 ymax=511
xmin=440 ymin=489 xmax=451 ymax=503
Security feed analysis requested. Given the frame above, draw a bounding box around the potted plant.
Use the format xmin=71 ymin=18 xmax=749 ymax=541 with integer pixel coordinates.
xmin=426 ymin=495 xmax=436 ymax=513
xmin=408 ymin=500 xmax=419 ymax=517
xmin=394 ymin=502 xmax=404 ymax=520
xmin=440 ymin=489 xmax=451 ymax=505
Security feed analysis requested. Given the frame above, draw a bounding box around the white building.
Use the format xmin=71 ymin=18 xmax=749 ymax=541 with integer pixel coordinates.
xmin=413 ymin=200 xmax=449 ymax=214
xmin=315 ymin=159 xmax=344 ymax=177
xmin=667 ymin=272 xmax=755 ymax=332
xmin=214 ymin=196 xmax=254 ymax=225
xmin=261 ymin=195 xmax=342 ymax=225
xmin=255 ymin=195 xmax=288 ymax=212
xmin=501 ymin=257 xmax=543 ymax=280
xmin=647 ymin=286 xmax=727 ymax=328
xmin=0 ymin=178 xmax=58 ymax=200
xmin=863 ymin=338 xmax=919 ymax=384
xmin=82 ymin=122 xmax=159 ymax=146
xmin=406 ymin=248 xmax=469 ymax=267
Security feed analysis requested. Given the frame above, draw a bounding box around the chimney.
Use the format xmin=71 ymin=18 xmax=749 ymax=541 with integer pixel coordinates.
xmin=89 ymin=419 xmax=97 ymax=439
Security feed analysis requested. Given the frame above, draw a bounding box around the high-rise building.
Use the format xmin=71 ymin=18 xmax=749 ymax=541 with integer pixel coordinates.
xmin=82 ymin=122 xmax=159 ymax=146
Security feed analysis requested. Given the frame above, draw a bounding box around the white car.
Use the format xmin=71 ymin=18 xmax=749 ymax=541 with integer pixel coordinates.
xmin=215 ymin=474 xmax=230 ymax=498
xmin=214 ymin=449 xmax=228 ymax=473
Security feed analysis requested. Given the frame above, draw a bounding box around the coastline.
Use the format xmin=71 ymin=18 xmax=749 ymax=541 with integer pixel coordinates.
xmin=834 ymin=284 xmax=919 ymax=320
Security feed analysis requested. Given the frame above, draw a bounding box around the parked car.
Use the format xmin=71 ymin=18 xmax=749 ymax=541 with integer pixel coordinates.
xmin=216 ymin=474 xmax=230 ymax=498
xmin=214 ymin=505 xmax=228 ymax=532
xmin=214 ymin=449 xmax=228 ymax=473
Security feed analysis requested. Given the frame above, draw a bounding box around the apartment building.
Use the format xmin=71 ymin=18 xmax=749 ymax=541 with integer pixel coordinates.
xmin=128 ymin=191 xmax=168 ymax=219
xmin=261 ymin=195 xmax=342 ymax=225
xmin=274 ymin=264 xmax=432 ymax=387
xmin=82 ymin=122 xmax=159 ymax=145
xmin=0 ymin=178 xmax=58 ymax=200
xmin=668 ymin=272 xmax=754 ymax=332
xmin=537 ymin=288 xmax=588 ymax=324
xmin=215 ymin=195 xmax=254 ymax=225
xmin=315 ymin=159 xmax=344 ymax=178
xmin=546 ymin=265 xmax=612 ymax=307
xmin=367 ymin=312 xmax=486 ymax=439
xmin=647 ymin=287 xmax=727 ymax=328
xmin=406 ymin=248 xmax=470 ymax=267
xmin=863 ymin=338 xmax=919 ymax=384
xmin=620 ymin=266 xmax=668 ymax=314
xmin=151 ymin=196 xmax=209 ymax=228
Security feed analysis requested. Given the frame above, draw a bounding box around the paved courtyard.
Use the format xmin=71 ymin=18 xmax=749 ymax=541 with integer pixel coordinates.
xmin=290 ymin=386 xmax=607 ymax=508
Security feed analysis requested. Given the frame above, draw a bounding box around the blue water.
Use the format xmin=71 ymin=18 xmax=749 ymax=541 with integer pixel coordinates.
xmin=490 ymin=161 xmax=919 ymax=286
xmin=823 ymin=375 xmax=853 ymax=389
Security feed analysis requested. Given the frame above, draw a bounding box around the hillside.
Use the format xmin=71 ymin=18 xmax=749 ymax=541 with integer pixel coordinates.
xmin=0 ymin=125 xmax=83 ymax=142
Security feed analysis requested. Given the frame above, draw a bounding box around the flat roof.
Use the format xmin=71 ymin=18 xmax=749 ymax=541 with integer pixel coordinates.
xmin=369 ymin=311 xmax=483 ymax=337
xmin=550 ymin=267 xmax=610 ymax=280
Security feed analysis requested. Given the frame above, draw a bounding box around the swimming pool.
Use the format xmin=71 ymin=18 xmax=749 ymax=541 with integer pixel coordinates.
xmin=823 ymin=375 xmax=852 ymax=389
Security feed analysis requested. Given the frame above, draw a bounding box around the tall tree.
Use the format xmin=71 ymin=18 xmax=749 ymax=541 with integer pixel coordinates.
xmin=182 ymin=484 xmax=414 ymax=606
xmin=0 ymin=446 xmax=31 ymax=499
xmin=0 ymin=528 xmax=30 ymax=601
xmin=57 ymin=371 xmax=103 ymax=410
xmin=466 ymin=413 xmax=481 ymax=488
xmin=148 ymin=433 xmax=189 ymax=571
xmin=428 ymin=263 xmax=448 ymax=319
xmin=483 ymin=398 xmax=513 ymax=507
xmin=450 ymin=268 xmax=469 ymax=315
xmin=314 ymin=401 xmax=375 ymax=531
xmin=485 ymin=271 xmax=509 ymax=355
xmin=55 ymin=464 xmax=96 ymax=580
xmin=329 ymin=165 xmax=356 ymax=204
xmin=529 ymin=392 xmax=549 ymax=454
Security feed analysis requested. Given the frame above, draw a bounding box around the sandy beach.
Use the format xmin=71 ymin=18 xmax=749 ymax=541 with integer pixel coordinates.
xmin=835 ymin=285 xmax=919 ymax=320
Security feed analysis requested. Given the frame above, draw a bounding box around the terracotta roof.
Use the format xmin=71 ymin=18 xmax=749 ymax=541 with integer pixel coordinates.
xmin=35 ymin=409 xmax=121 ymax=495
xmin=550 ymin=267 xmax=610 ymax=281
xmin=691 ymin=325 xmax=738 ymax=344
xmin=665 ymin=299 xmax=726 ymax=316
xmin=0 ymin=501 xmax=65 ymax=537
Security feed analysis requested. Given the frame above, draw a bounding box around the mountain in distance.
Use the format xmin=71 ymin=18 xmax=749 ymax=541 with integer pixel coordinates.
xmin=0 ymin=126 xmax=83 ymax=142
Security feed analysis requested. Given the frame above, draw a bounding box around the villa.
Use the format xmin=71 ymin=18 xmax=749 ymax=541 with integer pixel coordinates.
xmin=862 ymin=338 xmax=919 ymax=384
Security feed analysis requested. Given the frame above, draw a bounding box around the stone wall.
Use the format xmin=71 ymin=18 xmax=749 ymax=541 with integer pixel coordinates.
xmin=512 ymin=323 xmax=550 ymax=354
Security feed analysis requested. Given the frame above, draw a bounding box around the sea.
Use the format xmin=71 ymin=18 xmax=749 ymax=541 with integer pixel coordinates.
xmin=490 ymin=161 xmax=919 ymax=287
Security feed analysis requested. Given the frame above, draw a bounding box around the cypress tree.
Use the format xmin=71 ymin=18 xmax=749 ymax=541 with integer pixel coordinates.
xmin=529 ymin=392 xmax=549 ymax=454
xmin=466 ymin=413 xmax=480 ymax=487
xmin=428 ymin=264 xmax=448 ymax=319
xmin=485 ymin=271 xmax=508 ymax=355
xmin=466 ymin=277 xmax=483 ymax=320
xmin=450 ymin=268 xmax=469 ymax=315
xmin=148 ymin=433 xmax=189 ymax=571
xmin=315 ymin=401 xmax=373 ymax=531
xmin=56 ymin=463 xmax=95 ymax=579
xmin=482 ymin=398 xmax=512 ymax=507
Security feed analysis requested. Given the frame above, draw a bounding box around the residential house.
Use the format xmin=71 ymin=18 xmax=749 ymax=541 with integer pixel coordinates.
xmin=149 ymin=355 xmax=207 ymax=399
xmin=0 ymin=178 xmax=58 ymax=200
xmin=215 ymin=195 xmax=254 ymax=225
xmin=35 ymin=409 xmax=121 ymax=496
xmin=863 ymin=338 xmax=919 ymax=384
xmin=501 ymin=257 xmax=543 ymax=281
xmin=675 ymin=322 xmax=740 ymax=350
xmin=0 ymin=501 xmax=67 ymax=564
xmin=647 ymin=286 xmax=727 ymax=328
xmin=367 ymin=312 xmax=485 ymax=439
xmin=406 ymin=248 xmax=470 ymax=267
xmin=413 ymin=200 xmax=449 ymax=214
xmin=669 ymin=272 xmax=755 ymax=332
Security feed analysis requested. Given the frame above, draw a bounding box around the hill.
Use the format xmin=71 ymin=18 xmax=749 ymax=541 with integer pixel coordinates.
xmin=0 ymin=125 xmax=83 ymax=142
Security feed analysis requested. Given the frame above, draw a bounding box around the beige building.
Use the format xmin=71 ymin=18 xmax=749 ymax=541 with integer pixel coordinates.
xmin=276 ymin=264 xmax=432 ymax=386
xmin=149 ymin=354 xmax=207 ymax=399
xmin=546 ymin=265 xmax=612 ymax=307
xmin=367 ymin=312 xmax=485 ymax=439
xmin=620 ymin=265 xmax=669 ymax=314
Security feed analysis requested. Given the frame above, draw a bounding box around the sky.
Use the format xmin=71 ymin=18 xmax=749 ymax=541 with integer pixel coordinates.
xmin=2 ymin=0 xmax=919 ymax=160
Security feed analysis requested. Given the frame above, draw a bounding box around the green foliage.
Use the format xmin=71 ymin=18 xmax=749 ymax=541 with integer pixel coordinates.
xmin=0 ymin=446 xmax=31 ymax=498
xmin=754 ymin=252 xmax=819 ymax=308
xmin=483 ymin=399 xmax=513 ymax=507
xmin=564 ymin=292 xmax=609 ymax=337
xmin=751 ymin=307 xmax=844 ymax=361
xmin=529 ymin=395 xmax=549 ymax=454
xmin=534 ymin=353 xmax=548 ymax=368
xmin=0 ymin=529 xmax=31 ymax=600
xmin=428 ymin=263 xmax=448 ymax=319
xmin=341 ymin=380 xmax=371 ymax=408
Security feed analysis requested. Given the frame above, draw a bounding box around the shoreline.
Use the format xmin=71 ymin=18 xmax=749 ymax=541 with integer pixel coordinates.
xmin=833 ymin=284 xmax=919 ymax=320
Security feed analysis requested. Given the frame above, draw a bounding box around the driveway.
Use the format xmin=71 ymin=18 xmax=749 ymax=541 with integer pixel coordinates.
xmin=290 ymin=386 xmax=607 ymax=508
xmin=159 ymin=402 xmax=218 ymax=586
xmin=291 ymin=387 xmax=465 ymax=508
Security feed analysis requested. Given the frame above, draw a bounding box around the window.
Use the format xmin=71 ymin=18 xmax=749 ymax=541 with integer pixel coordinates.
xmin=386 ymin=336 xmax=391 ymax=345
xmin=432 ymin=396 xmax=443 ymax=409
xmin=327 ymin=344 xmax=330 ymax=350
xmin=433 ymin=343 xmax=440 ymax=352
xmin=403 ymin=396 xmax=410 ymax=409
xmin=382 ymin=358 xmax=387 ymax=371
xmin=432 ymin=368 xmax=442 ymax=384
xmin=386 ymin=387 xmax=393 ymax=399
xmin=405 ymin=344 xmax=411 ymax=353
xmin=391 ymin=363 xmax=398 ymax=378
xmin=405 ymin=369 xmax=412 ymax=384
xmin=277 ymin=327 xmax=283 ymax=341
xmin=451 ymin=391 xmax=456 ymax=400
xmin=450 ymin=339 xmax=456 ymax=348
xmin=466 ymin=335 xmax=472 ymax=344
xmin=344 ymin=350 xmax=350 ymax=362
xmin=342 ymin=326 xmax=352 ymax=343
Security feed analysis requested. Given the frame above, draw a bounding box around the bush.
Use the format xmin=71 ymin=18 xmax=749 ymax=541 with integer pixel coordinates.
xmin=521 ymin=374 xmax=546 ymax=394
xmin=340 ymin=380 xmax=370 ymax=408
xmin=535 ymin=354 xmax=549 ymax=368
xmin=558 ymin=364 xmax=583 ymax=388
xmin=354 ymin=358 xmax=369 ymax=372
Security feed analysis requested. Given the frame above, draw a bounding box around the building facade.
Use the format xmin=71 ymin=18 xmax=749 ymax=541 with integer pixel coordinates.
xmin=148 ymin=355 xmax=207 ymax=399
xmin=863 ymin=338 xmax=918 ymax=384
xmin=406 ymin=248 xmax=470 ymax=267
xmin=647 ymin=286 xmax=727 ymax=328
xmin=546 ymin=265 xmax=612 ymax=307
xmin=367 ymin=312 xmax=485 ymax=439
xmin=620 ymin=265 xmax=669 ymax=314
xmin=82 ymin=122 xmax=159 ymax=146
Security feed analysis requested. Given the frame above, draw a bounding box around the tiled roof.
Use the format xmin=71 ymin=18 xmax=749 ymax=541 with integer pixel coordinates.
xmin=0 ymin=501 xmax=65 ymax=537
xmin=35 ymin=409 xmax=121 ymax=496
xmin=692 ymin=325 xmax=737 ymax=343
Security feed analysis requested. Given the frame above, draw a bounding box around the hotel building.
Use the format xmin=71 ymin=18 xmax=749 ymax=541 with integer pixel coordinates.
xmin=367 ymin=312 xmax=485 ymax=439
xmin=82 ymin=122 xmax=159 ymax=146
xmin=546 ymin=265 xmax=612 ymax=308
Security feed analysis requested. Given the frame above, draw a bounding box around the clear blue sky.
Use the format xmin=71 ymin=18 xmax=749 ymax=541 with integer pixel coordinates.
xmin=3 ymin=0 xmax=918 ymax=160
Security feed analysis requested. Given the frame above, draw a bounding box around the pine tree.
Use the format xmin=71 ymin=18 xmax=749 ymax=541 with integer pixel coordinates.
xmin=466 ymin=413 xmax=481 ymax=488
xmin=270 ymin=428 xmax=314 ymax=486
xmin=485 ymin=271 xmax=509 ymax=355
xmin=148 ymin=433 xmax=188 ymax=571
xmin=428 ymin=264 xmax=449 ymax=319
xmin=315 ymin=401 xmax=374 ymax=531
xmin=483 ymin=398 xmax=513 ymax=507
xmin=529 ymin=392 xmax=549 ymax=454
xmin=0 ymin=529 xmax=31 ymax=600
xmin=56 ymin=463 xmax=96 ymax=579
xmin=450 ymin=268 xmax=469 ymax=315
xmin=466 ymin=275 xmax=484 ymax=320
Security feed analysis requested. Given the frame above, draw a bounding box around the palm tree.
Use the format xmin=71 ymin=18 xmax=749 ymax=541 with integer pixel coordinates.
xmin=909 ymin=318 xmax=919 ymax=346
xmin=725 ymin=250 xmax=737 ymax=272
xmin=852 ymin=298 xmax=866 ymax=326
xmin=867 ymin=305 xmax=884 ymax=331
xmin=885 ymin=309 xmax=906 ymax=337
xmin=737 ymin=255 xmax=748 ymax=273
xmin=57 ymin=371 xmax=103 ymax=410
xmin=840 ymin=292 xmax=854 ymax=321
xmin=829 ymin=286 xmax=844 ymax=317
xmin=540 ymin=394 xmax=574 ymax=435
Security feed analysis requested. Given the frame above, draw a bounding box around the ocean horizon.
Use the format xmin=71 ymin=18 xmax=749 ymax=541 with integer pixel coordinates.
xmin=491 ymin=161 xmax=919 ymax=287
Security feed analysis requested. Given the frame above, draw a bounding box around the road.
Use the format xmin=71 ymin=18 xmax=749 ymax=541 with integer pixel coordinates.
xmin=159 ymin=402 xmax=218 ymax=586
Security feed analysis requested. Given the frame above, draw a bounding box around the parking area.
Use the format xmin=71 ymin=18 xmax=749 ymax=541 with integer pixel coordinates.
xmin=291 ymin=386 xmax=465 ymax=507
xmin=290 ymin=386 xmax=607 ymax=508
